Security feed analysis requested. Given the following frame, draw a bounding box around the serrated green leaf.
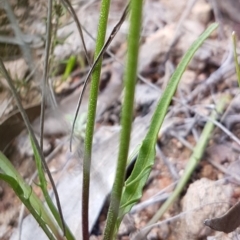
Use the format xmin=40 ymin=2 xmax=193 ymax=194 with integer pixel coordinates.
xmin=117 ymin=23 xmax=218 ymax=224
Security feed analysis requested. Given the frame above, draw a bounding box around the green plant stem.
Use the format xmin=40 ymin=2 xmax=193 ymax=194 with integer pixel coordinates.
xmin=140 ymin=96 xmax=229 ymax=238
xmin=81 ymin=0 xmax=111 ymax=239
xmin=102 ymin=1 xmax=143 ymax=239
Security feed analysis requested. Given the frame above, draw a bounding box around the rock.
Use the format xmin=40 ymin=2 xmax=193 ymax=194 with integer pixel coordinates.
xmin=189 ymin=0 xmax=212 ymax=25
xmin=176 ymin=178 xmax=233 ymax=239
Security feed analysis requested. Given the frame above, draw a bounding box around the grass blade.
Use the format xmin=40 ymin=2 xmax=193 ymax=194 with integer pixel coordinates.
xmin=133 ymin=96 xmax=229 ymax=239
xmin=0 ymin=152 xmax=60 ymax=239
xmin=30 ymin=137 xmax=75 ymax=239
xmin=118 ymin=23 xmax=218 ymax=226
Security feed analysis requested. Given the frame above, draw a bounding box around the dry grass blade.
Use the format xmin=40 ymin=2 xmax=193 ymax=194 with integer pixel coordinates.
xmin=40 ymin=0 xmax=53 ymax=150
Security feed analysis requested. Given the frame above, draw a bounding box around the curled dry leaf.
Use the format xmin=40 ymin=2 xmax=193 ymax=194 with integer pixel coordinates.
xmin=204 ymin=201 xmax=240 ymax=233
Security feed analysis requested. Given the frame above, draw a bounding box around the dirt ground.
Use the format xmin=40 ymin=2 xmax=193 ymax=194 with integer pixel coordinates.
xmin=1 ymin=0 xmax=240 ymax=239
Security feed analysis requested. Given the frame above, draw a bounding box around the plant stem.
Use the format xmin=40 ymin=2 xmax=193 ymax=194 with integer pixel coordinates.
xmin=81 ymin=0 xmax=111 ymax=239
xmin=103 ymin=1 xmax=143 ymax=239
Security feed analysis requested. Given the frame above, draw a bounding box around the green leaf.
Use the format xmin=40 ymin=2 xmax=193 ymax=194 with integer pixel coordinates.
xmin=30 ymin=136 xmax=47 ymax=188
xmin=117 ymin=23 xmax=218 ymax=224
xmin=62 ymin=55 xmax=76 ymax=81
xmin=30 ymin=137 xmax=75 ymax=239
xmin=0 ymin=173 xmax=24 ymax=196
xmin=0 ymin=152 xmax=59 ymax=239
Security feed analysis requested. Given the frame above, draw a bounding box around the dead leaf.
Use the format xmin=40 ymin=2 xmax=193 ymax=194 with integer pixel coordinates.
xmin=204 ymin=201 xmax=240 ymax=233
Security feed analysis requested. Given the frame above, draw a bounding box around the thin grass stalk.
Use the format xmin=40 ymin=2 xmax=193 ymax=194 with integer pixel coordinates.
xmin=81 ymin=0 xmax=111 ymax=239
xmin=103 ymin=1 xmax=143 ymax=239
xmin=40 ymin=0 xmax=53 ymax=149
xmin=47 ymin=1 xmax=63 ymax=108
